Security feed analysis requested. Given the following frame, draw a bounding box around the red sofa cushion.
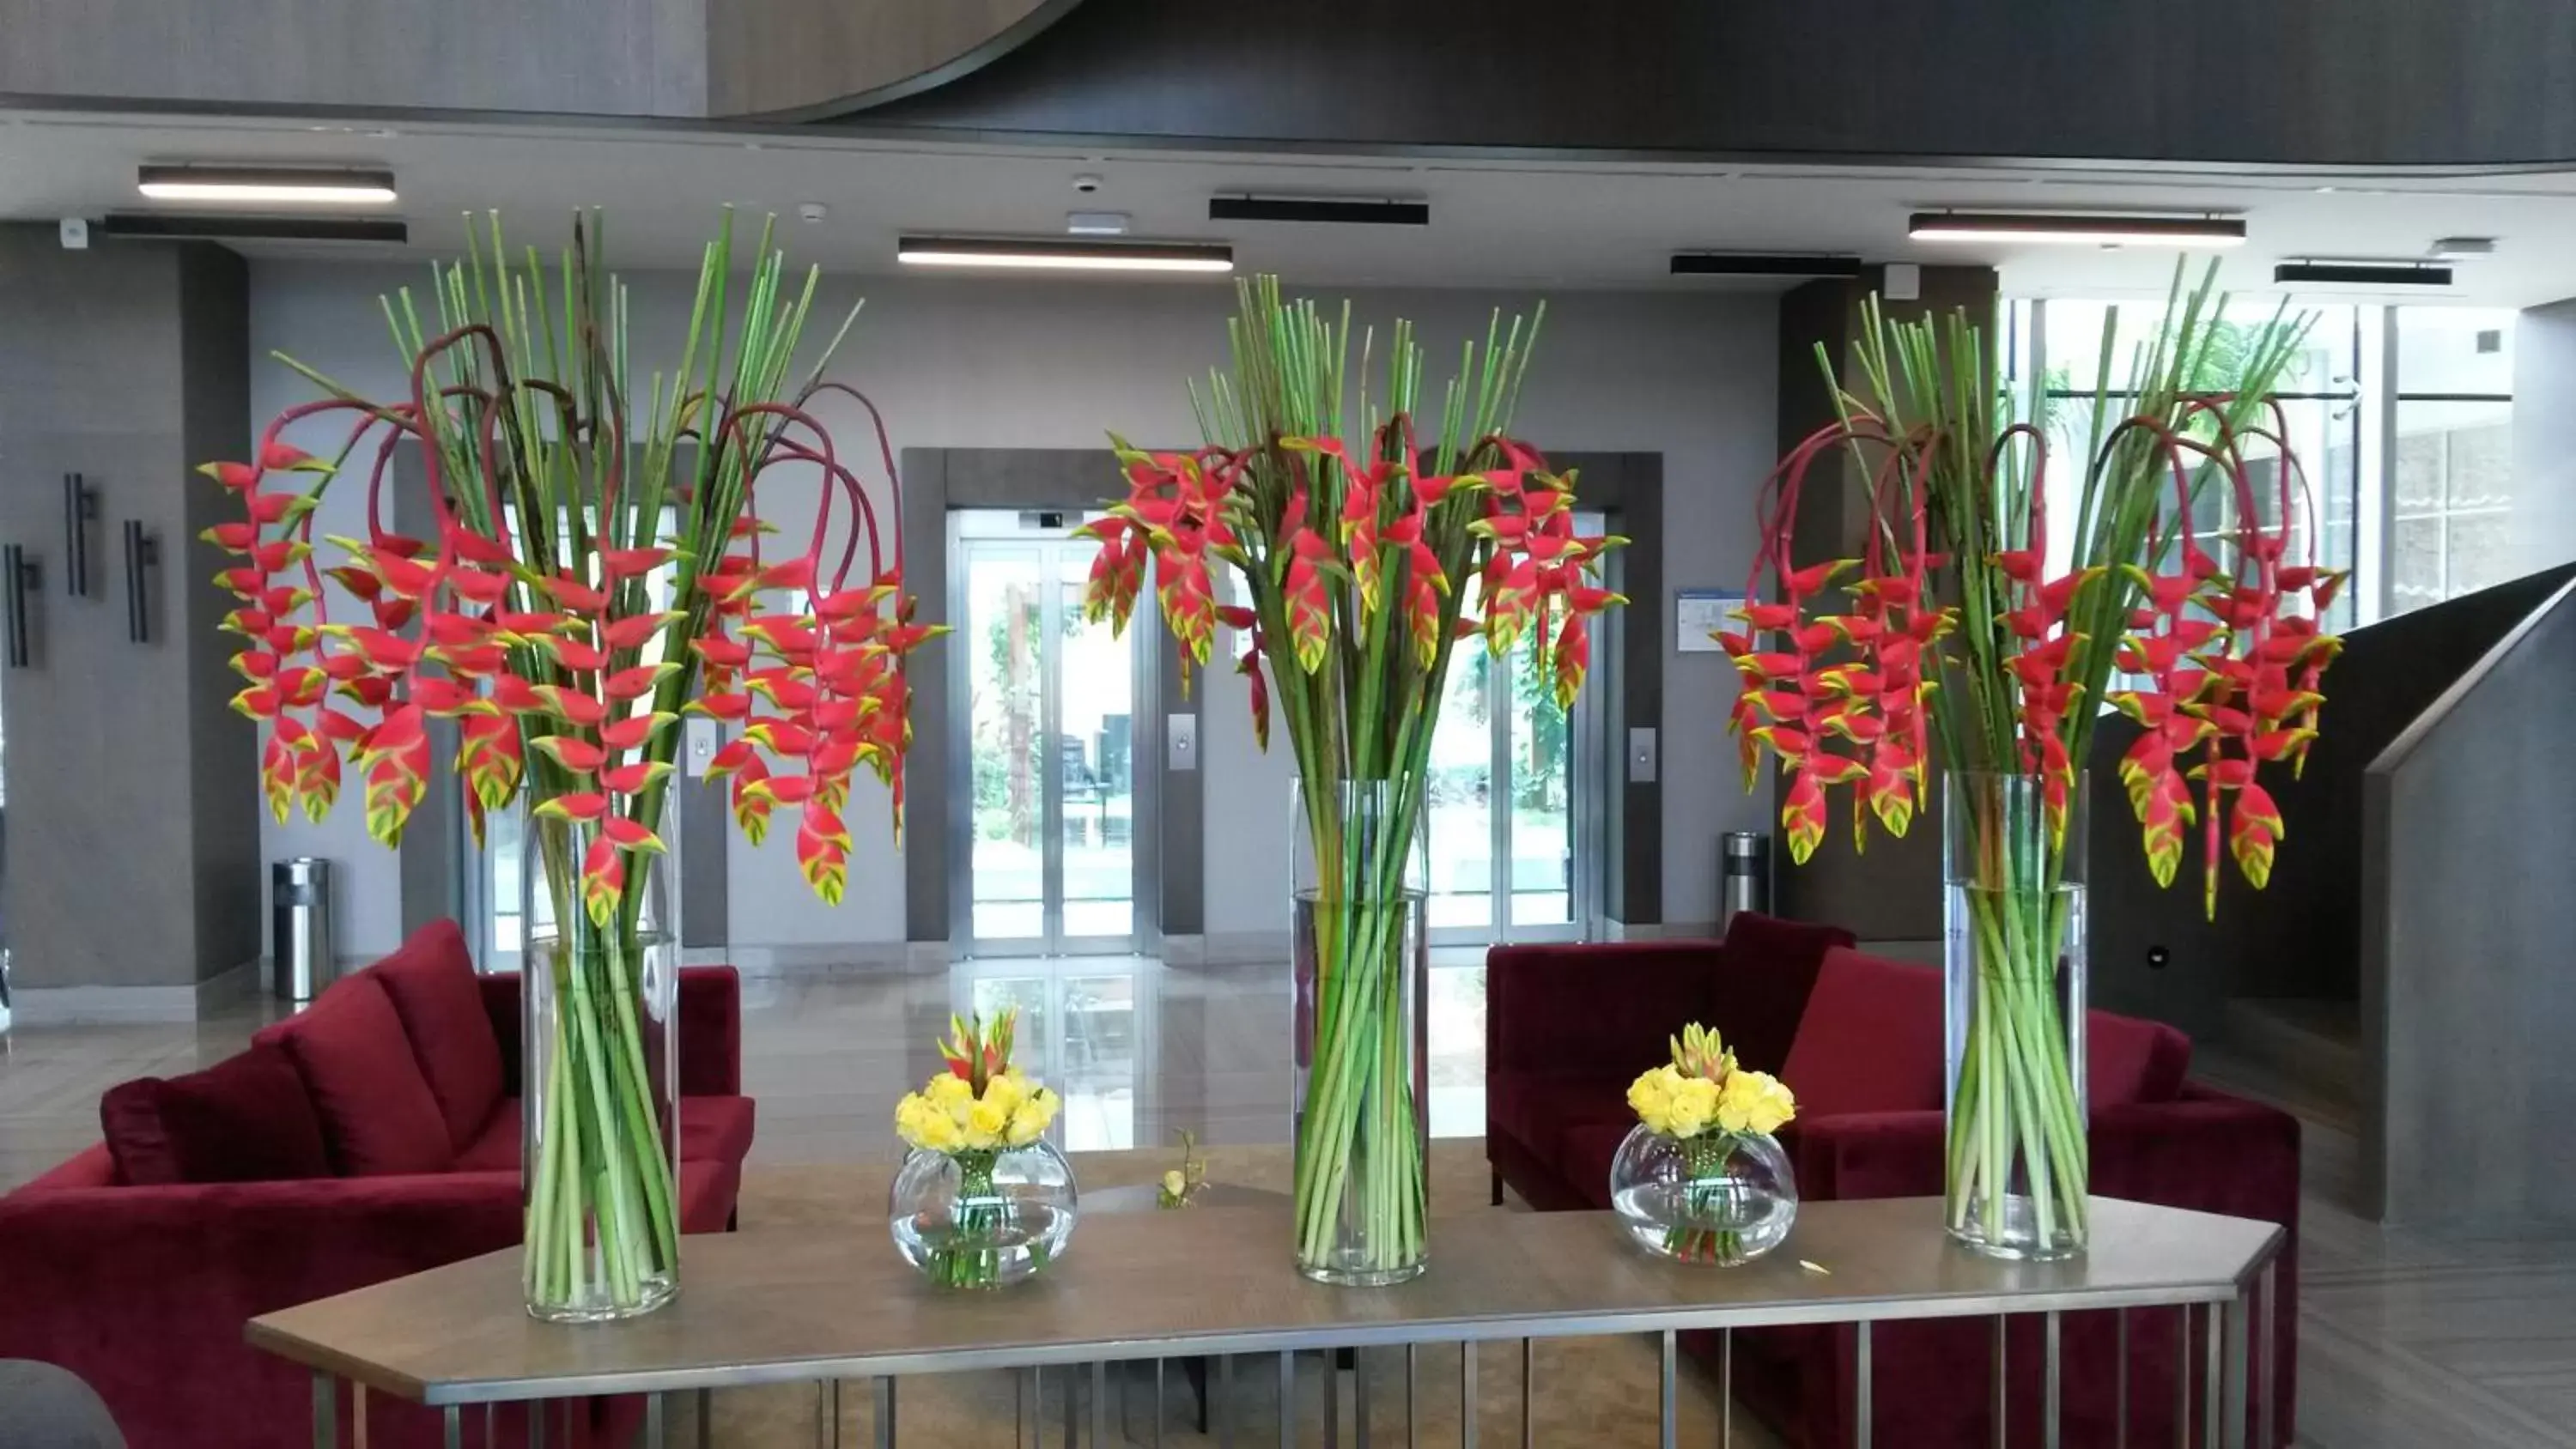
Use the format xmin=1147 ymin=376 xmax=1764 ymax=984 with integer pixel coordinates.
xmin=258 ymin=975 xmax=457 ymax=1177
xmin=451 ymin=1095 xmax=759 ymax=1174
xmin=2087 ymin=1008 xmax=2193 ymax=1106
xmin=1486 ymin=1071 xmax=1634 ymax=1163
xmin=160 ymin=1046 xmax=333 ymax=1183
xmin=368 ymin=919 xmax=505 ymax=1149
xmin=100 ymin=1046 xmax=332 ymax=1186
xmin=98 ymin=1078 xmax=180 ymax=1185
xmin=1711 ymin=912 xmax=1858 ymax=1071
xmin=1779 ymin=947 xmax=1947 ymax=1118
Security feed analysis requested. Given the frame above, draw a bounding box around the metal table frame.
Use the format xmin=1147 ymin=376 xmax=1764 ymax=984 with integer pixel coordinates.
xmin=259 ymin=1198 xmax=2285 ymax=1449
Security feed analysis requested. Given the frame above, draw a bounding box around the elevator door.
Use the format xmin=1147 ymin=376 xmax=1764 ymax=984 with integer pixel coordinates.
xmin=951 ymin=514 xmax=1139 ymax=956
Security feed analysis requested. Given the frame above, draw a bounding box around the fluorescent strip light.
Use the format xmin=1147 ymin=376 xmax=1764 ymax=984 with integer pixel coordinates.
xmin=137 ymin=166 xmax=397 ymax=205
xmin=898 ymin=237 xmax=1232 ymax=273
xmin=1908 ymin=212 xmax=2245 ymax=246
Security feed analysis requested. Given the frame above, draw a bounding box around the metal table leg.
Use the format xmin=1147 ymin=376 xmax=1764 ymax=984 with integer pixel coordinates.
xmin=530 ymin=1399 xmax=546 ymax=1449
xmin=2222 ymin=1288 xmax=2251 ymax=1449
xmin=1093 ymin=1364 xmax=1108 ymax=1449
xmin=1856 ymin=1322 xmax=1873 ymax=1449
xmin=1461 ymin=1342 xmax=1478 ymax=1449
xmin=1658 ymin=1331 xmax=1677 ymax=1449
xmin=313 ymin=1371 xmax=336 ymax=1449
xmin=2203 ymin=1303 xmax=2224 ymax=1448
xmin=818 ymin=1378 xmax=841 ymax=1449
xmin=442 ymin=1406 xmax=460 ymax=1449
xmin=1356 ymin=1346 xmax=1372 ymax=1449
xmin=1157 ymin=1359 xmax=1168 ymax=1449
xmin=1221 ymin=1355 xmax=1236 ymax=1449
xmin=2257 ymin=1258 xmax=2277 ymax=1449
xmin=483 ymin=1404 xmax=495 ymax=1449
xmin=878 ymin=1378 xmax=900 ymax=1449
xmin=2044 ymin=1312 xmax=2061 ymax=1449
xmin=644 ymin=1393 xmax=665 ymax=1449
xmin=2173 ymin=1306 xmax=2190 ymax=1449
xmin=1279 ymin=1353 xmax=1296 ymax=1449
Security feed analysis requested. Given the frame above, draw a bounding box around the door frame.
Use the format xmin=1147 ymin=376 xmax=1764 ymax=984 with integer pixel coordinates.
xmin=945 ymin=509 xmax=1146 ymax=958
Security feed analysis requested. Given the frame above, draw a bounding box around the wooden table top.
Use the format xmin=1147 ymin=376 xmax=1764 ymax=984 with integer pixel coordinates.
xmin=246 ymin=1197 xmax=2281 ymax=1406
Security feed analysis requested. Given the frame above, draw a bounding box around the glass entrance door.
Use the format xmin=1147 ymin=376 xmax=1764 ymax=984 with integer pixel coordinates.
xmin=952 ymin=514 xmax=1138 ymax=955
xmin=1425 ymin=517 xmax=1606 ymax=944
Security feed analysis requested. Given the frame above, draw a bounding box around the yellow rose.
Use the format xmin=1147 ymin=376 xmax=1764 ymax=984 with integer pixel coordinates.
xmin=966 ymin=1097 xmax=1012 ymax=1149
xmin=913 ymin=1107 xmax=963 ymax=1153
xmin=1161 ymin=1169 xmax=1188 ymax=1200
xmin=927 ymin=1073 xmax=974 ymax=1109
xmin=1662 ymin=1076 xmax=1718 ymax=1139
xmin=983 ymin=1071 xmax=1026 ymax=1113
xmin=894 ymin=1094 xmax=929 ymax=1146
xmin=1627 ymin=1065 xmax=1674 ymax=1124
xmin=1716 ymin=1070 xmax=1797 ymax=1136
xmin=1005 ymin=1089 xmax=1056 ymax=1147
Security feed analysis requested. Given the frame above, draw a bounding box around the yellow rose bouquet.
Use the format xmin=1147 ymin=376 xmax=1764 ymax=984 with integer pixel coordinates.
xmin=888 ymin=1009 xmax=1074 ymax=1288
xmin=1614 ymin=1024 xmax=1801 ymax=1265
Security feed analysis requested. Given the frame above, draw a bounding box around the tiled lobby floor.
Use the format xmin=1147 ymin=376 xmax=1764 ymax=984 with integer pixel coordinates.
xmin=3 ymin=958 xmax=2573 ymax=1447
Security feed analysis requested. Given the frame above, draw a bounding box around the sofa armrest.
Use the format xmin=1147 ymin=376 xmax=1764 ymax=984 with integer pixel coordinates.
xmin=0 ymin=1173 xmax=525 ymax=1442
xmin=1485 ymin=943 xmax=1719 ymax=1077
xmin=478 ymin=964 xmax=742 ymax=1098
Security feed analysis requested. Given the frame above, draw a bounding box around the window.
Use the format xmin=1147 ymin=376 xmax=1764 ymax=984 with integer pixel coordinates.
xmin=2007 ymin=299 xmax=2520 ymax=630
xmin=2391 ymin=309 xmax=2516 ymax=614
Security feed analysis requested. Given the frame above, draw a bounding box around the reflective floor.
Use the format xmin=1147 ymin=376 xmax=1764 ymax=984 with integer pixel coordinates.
xmin=3 ymin=961 xmax=2574 ymax=1446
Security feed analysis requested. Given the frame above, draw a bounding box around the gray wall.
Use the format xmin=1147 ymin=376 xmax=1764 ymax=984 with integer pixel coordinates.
xmin=0 ymin=227 xmax=257 ymax=989
xmin=2364 ymin=576 xmax=2576 ymax=1230
xmin=2512 ymin=298 xmax=2576 ymax=584
xmin=249 ymin=262 xmax=1781 ymax=955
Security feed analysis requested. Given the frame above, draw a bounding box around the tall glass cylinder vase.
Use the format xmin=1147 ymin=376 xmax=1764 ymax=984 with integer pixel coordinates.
xmin=1290 ymin=779 xmax=1430 ymax=1287
xmin=1943 ymin=771 xmax=2088 ymax=1261
xmin=521 ymin=818 xmax=679 ymax=1321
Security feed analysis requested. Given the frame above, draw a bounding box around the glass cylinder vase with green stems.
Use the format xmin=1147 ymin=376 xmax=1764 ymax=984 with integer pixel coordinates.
xmin=522 ymin=820 xmax=678 ymax=1320
xmin=1083 ymin=276 xmax=1627 ymax=1287
xmin=1943 ymin=772 xmax=2088 ymax=1260
xmin=1291 ymin=779 xmax=1430 ymax=1285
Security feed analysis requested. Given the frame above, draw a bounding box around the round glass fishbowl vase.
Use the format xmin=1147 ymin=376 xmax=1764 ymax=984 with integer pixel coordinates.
xmin=888 ymin=1142 xmax=1079 ymax=1289
xmin=1608 ymin=1125 xmax=1798 ymax=1266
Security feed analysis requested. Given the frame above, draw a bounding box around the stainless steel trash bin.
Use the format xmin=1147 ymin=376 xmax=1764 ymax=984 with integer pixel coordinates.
xmin=1721 ymin=831 xmax=1771 ymax=926
xmin=272 ymin=858 xmax=335 ymax=1003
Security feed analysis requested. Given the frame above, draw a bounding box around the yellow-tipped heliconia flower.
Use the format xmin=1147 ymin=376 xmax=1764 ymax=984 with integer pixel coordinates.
xmin=1668 ymin=1022 xmax=1735 ymax=1081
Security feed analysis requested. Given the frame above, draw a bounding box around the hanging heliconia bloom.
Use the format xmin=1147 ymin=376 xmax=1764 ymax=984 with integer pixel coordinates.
xmin=1723 ymin=271 xmax=2343 ymax=918
xmin=204 ymin=212 xmax=939 ymax=923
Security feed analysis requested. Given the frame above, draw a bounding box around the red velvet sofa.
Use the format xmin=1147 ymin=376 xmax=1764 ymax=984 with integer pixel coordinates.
xmin=0 ymin=920 xmax=755 ymax=1449
xmin=1486 ymin=912 xmax=2299 ymax=1446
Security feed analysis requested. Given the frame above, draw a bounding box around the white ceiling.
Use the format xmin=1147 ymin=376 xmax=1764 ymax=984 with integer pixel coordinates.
xmin=9 ymin=108 xmax=2576 ymax=306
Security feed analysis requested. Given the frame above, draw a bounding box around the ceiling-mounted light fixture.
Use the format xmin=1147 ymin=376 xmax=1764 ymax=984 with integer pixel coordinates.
xmin=1669 ymin=252 xmax=1864 ymax=279
xmin=98 ymin=213 xmax=408 ymax=244
xmin=896 ymin=236 xmax=1232 ymax=274
xmin=1908 ymin=212 xmax=2245 ymax=246
xmin=1209 ymin=196 xmax=1429 ymax=227
xmin=137 ymin=165 xmax=398 ymax=205
xmin=2274 ymin=261 xmax=2453 ymax=287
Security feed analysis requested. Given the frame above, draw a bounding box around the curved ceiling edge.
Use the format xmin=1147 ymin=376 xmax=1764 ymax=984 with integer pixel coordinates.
xmin=705 ymin=0 xmax=1085 ymax=124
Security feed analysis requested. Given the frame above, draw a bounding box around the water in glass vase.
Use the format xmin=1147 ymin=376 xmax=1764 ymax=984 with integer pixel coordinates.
xmin=888 ymin=1143 xmax=1079 ymax=1289
xmin=1944 ymin=772 xmax=2090 ymax=1262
